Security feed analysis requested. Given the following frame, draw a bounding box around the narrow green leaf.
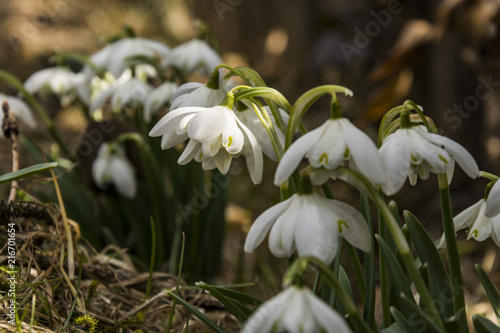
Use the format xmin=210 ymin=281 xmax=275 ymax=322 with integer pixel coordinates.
xmin=476 ymin=264 xmax=500 ymax=324
xmin=0 ymin=162 xmax=58 ymax=183
xmin=473 ymin=315 xmax=500 ymax=333
xmin=404 ymin=210 xmax=454 ymax=320
xmin=197 ymin=282 xmax=252 ymax=323
xmin=400 ymin=294 xmax=445 ymax=333
xmin=166 ymin=291 xmax=226 ymax=333
xmin=376 ymin=235 xmax=415 ymax=318
xmin=201 ymin=285 xmax=262 ymax=307
xmin=335 ymin=265 xmax=354 ymax=316
xmin=390 ymin=307 xmax=419 ymax=333
xmin=380 ymin=323 xmax=402 ymax=333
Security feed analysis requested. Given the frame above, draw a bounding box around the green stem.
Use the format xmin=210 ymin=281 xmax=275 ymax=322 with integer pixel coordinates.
xmin=345 ymin=242 xmax=366 ymax=300
xmin=378 ymin=204 xmax=391 ymax=327
xmin=438 ymin=173 xmax=467 ymax=321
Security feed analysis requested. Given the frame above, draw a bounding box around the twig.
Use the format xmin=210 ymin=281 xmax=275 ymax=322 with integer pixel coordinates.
xmin=2 ymin=101 xmax=19 ymax=202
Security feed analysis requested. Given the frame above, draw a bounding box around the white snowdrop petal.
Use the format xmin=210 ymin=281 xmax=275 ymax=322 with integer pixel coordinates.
xmin=487 ymin=181 xmax=500 ymax=217
xmin=244 ymin=199 xmax=291 ymax=253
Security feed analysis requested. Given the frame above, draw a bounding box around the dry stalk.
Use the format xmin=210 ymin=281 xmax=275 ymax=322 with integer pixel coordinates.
xmin=2 ymin=101 xmax=19 ymax=202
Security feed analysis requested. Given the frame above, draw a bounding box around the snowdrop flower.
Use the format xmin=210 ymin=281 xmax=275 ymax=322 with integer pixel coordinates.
xmin=443 ymin=198 xmax=500 ymax=247
xmin=242 ymin=285 xmax=351 ymax=333
xmin=0 ymin=94 xmax=36 ymax=137
xmin=235 ymin=105 xmax=288 ymax=161
xmin=90 ymin=77 xmax=152 ymax=115
xmin=170 ymin=39 xmax=222 ymax=76
xmin=149 ymin=105 xmax=263 ymax=184
xmin=274 ymin=116 xmax=385 ymax=187
xmin=143 ymin=82 xmax=178 ymax=122
xmin=92 ymin=142 xmax=137 ymax=199
xmin=24 ymin=67 xmax=84 ymax=107
xmin=244 ymin=177 xmax=371 ymax=264
xmin=379 ymin=124 xmax=479 ymax=195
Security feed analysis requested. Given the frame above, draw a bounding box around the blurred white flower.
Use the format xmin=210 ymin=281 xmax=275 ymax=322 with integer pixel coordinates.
xmin=143 ymin=82 xmax=178 ymax=122
xmin=86 ymin=37 xmax=170 ymax=79
xmin=242 ymin=286 xmax=351 ymax=333
xmin=149 ymin=105 xmax=263 ymax=184
xmin=24 ymin=67 xmax=84 ymax=107
xmin=274 ymin=118 xmax=385 ymax=187
xmin=92 ymin=142 xmax=137 ymax=199
xmin=90 ymin=77 xmax=152 ymax=115
xmin=77 ymin=37 xmax=169 ymax=104
xmin=244 ymin=190 xmax=371 ymax=264
xmin=235 ymin=105 xmax=288 ymax=161
xmin=170 ymin=39 xmax=221 ymax=76
xmin=379 ymin=125 xmax=479 ymax=195
xmin=0 ymin=93 xmax=36 ymax=137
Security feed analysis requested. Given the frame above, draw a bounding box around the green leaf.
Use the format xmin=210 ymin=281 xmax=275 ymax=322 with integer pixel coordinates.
xmin=400 ymin=294 xmax=445 ymax=333
xmin=166 ymin=291 xmax=226 ymax=333
xmin=473 ymin=315 xmax=500 ymax=333
xmin=476 ymin=264 xmax=500 ymax=324
xmin=380 ymin=323 xmax=403 ymax=333
xmin=199 ymin=284 xmax=262 ymax=307
xmin=390 ymin=307 xmax=419 ymax=333
xmin=404 ymin=210 xmax=454 ymax=320
xmin=376 ymin=235 xmax=415 ymax=318
xmin=197 ymin=282 xmax=253 ymax=323
xmin=335 ymin=265 xmax=354 ymax=316
xmin=0 ymin=162 xmax=58 ymax=184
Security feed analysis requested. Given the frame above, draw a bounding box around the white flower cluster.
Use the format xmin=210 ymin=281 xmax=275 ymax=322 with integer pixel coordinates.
xmin=22 ymin=36 xmax=222 ymax=122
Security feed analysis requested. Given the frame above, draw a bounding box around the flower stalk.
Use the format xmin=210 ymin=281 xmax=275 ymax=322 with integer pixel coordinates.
xmin=438 ymin=173 xmax=467 ymax=325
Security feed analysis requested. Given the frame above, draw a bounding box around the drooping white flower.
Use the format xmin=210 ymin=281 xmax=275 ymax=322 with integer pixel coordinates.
xmin=143 ymin=82 xmax=178 ymax=122
xmin=24 ymin=67 xmax=84 ymax=107
xmin=274 ymin=118 xmax=385 ymax=187
xmin=90 ymin=77 xmax=152 ymax=115
xmin=242 ymin=286 xmax=351 ymax=333
xmin=486 ymin=180 xmax=500 ymax=217
xmin=379 ymin=125 xmax=479 ymax=195
xmin=149 ymin=105 xmax=263 ymax=184
xmin=244 ymin=190 xmax=371 ymax=264
xmin=235 ymin=105 xmax=288 ymax=161
xmin=0 ymin=93 xmax=36 ymax=137
xmin=442 ymin=198 xmax=500 ymax=247
xmin=170 ymin=39 xmax=222 ymax=76
xmin=91 ymin=142 xmax=137 ymax=199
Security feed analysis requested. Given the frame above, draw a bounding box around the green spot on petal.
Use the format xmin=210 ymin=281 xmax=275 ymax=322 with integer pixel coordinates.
xmin=319 ymin=153 xmax=328 ymax=165
xmin=438 ymin=155 xmax=448 ymax=163
xmin=227 ymin=136 xmax=233 ymax=147
xmin=338 ymin=220 xmax=349 ymax=233
xmin=469 ymin=229 xmax=479 ymax=239
xmin=411 ymin=154 xmax=419 ymax=163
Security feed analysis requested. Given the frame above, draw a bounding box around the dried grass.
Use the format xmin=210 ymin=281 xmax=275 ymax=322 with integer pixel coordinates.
xmin=0 ymin=202 xmax=239 ymax=332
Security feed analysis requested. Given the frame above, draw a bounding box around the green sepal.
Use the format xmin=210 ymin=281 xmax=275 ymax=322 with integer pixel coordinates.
xmin=0 ymin=162 xmax=58 ymax=184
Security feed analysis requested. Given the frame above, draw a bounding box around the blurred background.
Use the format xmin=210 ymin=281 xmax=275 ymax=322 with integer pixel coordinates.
xmin=1 ymin=0 xmax=500 ymax=296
